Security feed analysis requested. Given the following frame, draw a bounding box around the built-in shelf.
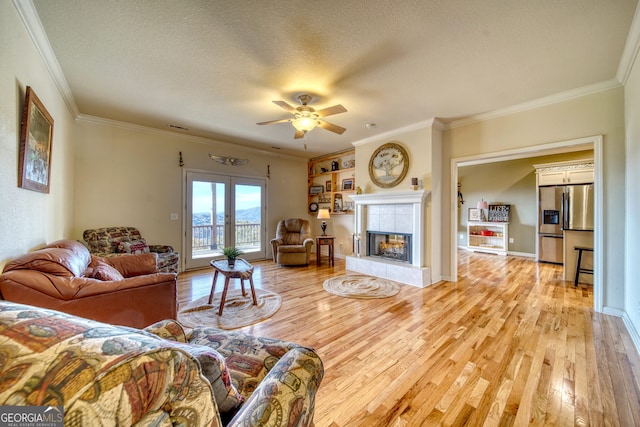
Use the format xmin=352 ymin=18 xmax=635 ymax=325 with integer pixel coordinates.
xmin=308 ymin=149 xmax=355 ymax=214
xmin=467 ymin=222 xmax=509 ymax=256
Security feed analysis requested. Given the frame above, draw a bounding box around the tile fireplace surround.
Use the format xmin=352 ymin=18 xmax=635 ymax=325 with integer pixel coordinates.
xmin=346 ymin=190 xmax=432 ymax=288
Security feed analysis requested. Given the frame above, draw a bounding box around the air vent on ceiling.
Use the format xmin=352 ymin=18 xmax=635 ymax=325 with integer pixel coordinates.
xmin=168 ymin=124 xmax=190 ymax=131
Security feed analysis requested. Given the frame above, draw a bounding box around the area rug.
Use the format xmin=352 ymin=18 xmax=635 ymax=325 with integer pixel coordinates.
xmin=178 ymin=289 xmax=282 ymax=330
xmin=323 ymin=274 xmax=401 ymax=299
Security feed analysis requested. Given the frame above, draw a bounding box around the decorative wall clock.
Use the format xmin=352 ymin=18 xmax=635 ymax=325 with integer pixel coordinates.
xmin=368 ymin=142 xmax=409 ymax=188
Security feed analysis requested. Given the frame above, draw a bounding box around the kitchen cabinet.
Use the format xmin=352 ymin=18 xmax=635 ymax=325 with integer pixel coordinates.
xmin=535 ymin=160 xmax=594 ymax=186
xmin=467 ymin=222 xmax=509 ymax=256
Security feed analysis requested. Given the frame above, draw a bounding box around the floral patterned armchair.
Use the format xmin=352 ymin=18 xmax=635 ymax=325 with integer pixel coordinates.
xmin=83 ymin=226 xmax=179 ymax=273
xmin=0 ymin=301 xmax=324 ymax=426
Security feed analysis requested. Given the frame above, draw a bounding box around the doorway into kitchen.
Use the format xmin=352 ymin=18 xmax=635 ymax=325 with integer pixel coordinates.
xmin=450 ymin=135 xmax=603 ymax=311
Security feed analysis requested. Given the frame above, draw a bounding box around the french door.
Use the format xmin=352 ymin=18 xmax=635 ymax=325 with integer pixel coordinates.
xmin=184 ymin=171 xmax=266 ymax=270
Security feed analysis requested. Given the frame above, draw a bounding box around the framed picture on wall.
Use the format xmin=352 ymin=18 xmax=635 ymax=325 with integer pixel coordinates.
xmin=309 ymin=185 xmax=324 ymax=194
xmin=488 ymin=204 xmax=511 ymax=222
xmin=468 ymin=208 xmax=481 ymax=221
xmin=18 ymin=87 xmax=54 ymax=193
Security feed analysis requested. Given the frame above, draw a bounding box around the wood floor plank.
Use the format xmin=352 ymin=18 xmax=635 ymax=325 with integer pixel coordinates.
xmin=176 ymin=251 xmax=640 ymax=426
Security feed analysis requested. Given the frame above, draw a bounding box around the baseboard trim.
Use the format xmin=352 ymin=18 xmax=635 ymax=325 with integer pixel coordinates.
xmin=622 ymin=311 xmax=640 ymax=356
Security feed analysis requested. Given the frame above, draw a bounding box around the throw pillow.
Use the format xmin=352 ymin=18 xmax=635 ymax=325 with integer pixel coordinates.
xmin=91 ymin=261 xmax=124 ymax=281
xmin=171 ymin=342 xmax=244 ymax=414
xmin=117 ymin=239 xmax=150 ymax=254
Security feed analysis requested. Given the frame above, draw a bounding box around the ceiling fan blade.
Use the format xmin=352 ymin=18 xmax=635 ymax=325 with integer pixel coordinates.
xmin=315 ymin=104 xmax=347 ymax=118
xmin=273 ymin=100 xmax=299 ymax=114
xmin=294 ymin=129 xmax=306 ymax=139
xmin=317 ymin=119 xmax=346 ymax=135
xmin=256 ymin=118 xmax=292 ymax=125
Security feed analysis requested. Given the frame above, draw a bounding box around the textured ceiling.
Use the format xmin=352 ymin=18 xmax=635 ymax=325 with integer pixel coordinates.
xmin=31 ymin=0 xmax=638 ymax=157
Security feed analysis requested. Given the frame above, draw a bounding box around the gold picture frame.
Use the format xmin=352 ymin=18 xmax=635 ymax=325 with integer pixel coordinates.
xmin=19 ymin=87 xmax=54 ymax=193
xmin=368 ymin=142 xmax=409 ymax=188
xmin=342 ymin=178 xmax=354 ymax=191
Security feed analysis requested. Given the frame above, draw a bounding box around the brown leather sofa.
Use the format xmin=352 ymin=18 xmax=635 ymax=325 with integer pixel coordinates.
xmin=0 ymin=239 xmax=177 ymax=328
xmin=271 ymin=218 xmax=314 ymax=265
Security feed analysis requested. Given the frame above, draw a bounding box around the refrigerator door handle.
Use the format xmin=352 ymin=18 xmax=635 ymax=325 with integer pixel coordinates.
xmin=562 ymin=192 xmax=569 ymax=230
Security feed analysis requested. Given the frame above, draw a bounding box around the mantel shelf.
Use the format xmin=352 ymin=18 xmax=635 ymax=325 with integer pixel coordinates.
xmin=351 ymin=189 xmax=429 ymax=205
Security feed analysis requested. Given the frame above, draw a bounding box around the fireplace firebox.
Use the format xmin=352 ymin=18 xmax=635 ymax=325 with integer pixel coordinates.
xmin=367 ymin=231 xmax=412 ymax=263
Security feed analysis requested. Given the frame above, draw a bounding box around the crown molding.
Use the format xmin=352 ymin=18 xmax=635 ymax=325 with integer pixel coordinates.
xmin=13 ymin=0 xmax=79 ymax=117
xmin=445 ymin=79 xmax=622 ymax=130
xmin=76 ymin=114 xmax=307 ymax=161
xmin=617 ymin=1 xmax=640 ymax=84
xmin=351 ymin=117 xmax=444 ymax=147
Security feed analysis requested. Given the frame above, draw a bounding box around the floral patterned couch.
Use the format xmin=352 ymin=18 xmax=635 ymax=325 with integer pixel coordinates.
xmin=83 ymin=226 xmax=179 ymax=273
xmin=0 ymin=301 xmax=324 ymax=426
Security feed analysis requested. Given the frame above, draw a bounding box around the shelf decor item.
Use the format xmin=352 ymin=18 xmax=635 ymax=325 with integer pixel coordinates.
xmin=326 ymin=180 xmax=332 ymax=192
xmin=488 ymin=204 xmax=511 ymax=222
xmin=368 ymin=142 xmax=409 ymax=188
xmin=342 ymin=178 xmax=354 ymax=191
xmin=468 ymin=208 xmax=481 ymax=221
xmin=309 ymin=185 xmax=324 ymax=194
xmin=19 ymin=86 xmax=54 ymax=193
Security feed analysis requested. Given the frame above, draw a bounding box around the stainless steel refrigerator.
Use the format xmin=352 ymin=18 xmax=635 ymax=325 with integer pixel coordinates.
xmin=538 ymin=183 xmax=594 ymax=264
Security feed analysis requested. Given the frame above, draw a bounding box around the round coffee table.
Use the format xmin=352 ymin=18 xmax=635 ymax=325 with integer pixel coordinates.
xmin=209 ymin=258 xmax=257 ymax=316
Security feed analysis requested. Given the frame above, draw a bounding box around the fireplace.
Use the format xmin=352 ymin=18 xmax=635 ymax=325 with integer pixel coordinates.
xmin=367 ymin=231 xmax=412 ymax=263
xmin=347 ymin=190 xmax=431 ymax=288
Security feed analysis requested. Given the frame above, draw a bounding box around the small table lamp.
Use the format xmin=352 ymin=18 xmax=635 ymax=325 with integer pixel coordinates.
xmin=477 ymin=199 xmax=488 ymax=221
xmin=317 ymin=208 xmax=331 ymax=235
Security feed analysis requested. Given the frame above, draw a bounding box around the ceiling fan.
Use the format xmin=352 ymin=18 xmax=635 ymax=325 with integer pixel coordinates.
xmin=257 ymin=94 xmax=347 ymax=139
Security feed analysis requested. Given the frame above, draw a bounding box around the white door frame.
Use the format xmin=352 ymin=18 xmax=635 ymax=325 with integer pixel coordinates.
xmin=449 ymin=135 xmax=603 ymax=312
xmin=183 ymin=169 xmax=267 ymax=270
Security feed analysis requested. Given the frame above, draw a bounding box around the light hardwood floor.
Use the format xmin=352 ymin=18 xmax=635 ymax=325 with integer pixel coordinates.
xmin=177 ymin=251 xmax=640 ymax=426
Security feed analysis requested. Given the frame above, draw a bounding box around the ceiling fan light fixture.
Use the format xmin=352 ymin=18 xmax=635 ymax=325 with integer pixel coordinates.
xmin=257 ymin=94 xmax=346 ymax=139
xmin=292 ymin=115 xmax=318 ymax=132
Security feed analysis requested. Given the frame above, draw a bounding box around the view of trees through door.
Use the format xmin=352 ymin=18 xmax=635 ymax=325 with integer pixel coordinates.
xmin=184 ymin=172 xmax=265 ymax=270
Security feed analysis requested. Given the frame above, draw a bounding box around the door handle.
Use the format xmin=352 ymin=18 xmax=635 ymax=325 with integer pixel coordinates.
xmin=562 ymin=193 xmax=569 ymax=230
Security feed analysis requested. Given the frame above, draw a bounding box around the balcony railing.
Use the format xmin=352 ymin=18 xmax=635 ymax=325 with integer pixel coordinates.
xmin=192 ymin=223 xmax=261 ymax=251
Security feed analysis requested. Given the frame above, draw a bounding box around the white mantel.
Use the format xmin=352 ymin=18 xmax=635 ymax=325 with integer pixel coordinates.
xmin=346 ymin=189 xmax=433 ymax=287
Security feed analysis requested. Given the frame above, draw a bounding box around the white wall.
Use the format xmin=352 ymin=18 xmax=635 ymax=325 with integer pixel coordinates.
xmin=72 ymin=118 xmax=308 ymax=265
xmin=0 ymin=2 xmax=75 ymax=268
xmin=624 ymin=45 xmax=640 ymax=342
xmin=443 ymin=87 xmax=626 ymax=311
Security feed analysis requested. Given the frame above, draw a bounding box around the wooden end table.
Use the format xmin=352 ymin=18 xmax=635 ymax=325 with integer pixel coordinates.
xmin=316 ymin=235 xmax=335 ymax=267
xmin=209 ymin=258 xmax=257 ymax=315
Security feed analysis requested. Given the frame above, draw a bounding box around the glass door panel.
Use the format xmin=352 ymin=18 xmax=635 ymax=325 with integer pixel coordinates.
xmin=233 ymin=179 xmax=266 ymax=260
xmin=185 ymin=172 xmax=265 ymax=270
xmin=185 ymin=172 xmax=228 ymax=270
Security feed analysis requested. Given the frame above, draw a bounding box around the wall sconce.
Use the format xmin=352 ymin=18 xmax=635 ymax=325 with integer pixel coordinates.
xmin=317 ymin=208 xmax=331 ymax=235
